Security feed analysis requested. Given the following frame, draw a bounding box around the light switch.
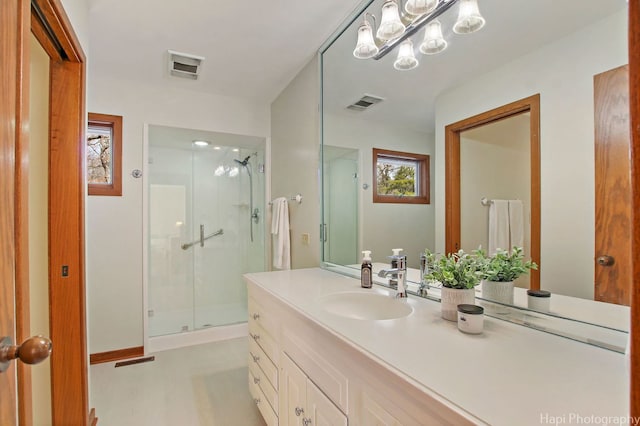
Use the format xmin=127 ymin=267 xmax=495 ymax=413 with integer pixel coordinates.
xmin=301 ymin=233 xmax=310 ymax=245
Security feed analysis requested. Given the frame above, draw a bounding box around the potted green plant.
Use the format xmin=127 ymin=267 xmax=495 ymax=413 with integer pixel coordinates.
xmin=424 ymin=249 xmax=485 ymax=321
xmin=478 ymin=247 xmax=538 ymax=313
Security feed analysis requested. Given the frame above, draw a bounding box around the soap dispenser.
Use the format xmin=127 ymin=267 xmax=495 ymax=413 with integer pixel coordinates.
xmin=389 ymin=248 xmax=403 ymax=288
xmin=361 ymin=251 xmax=373 ymax=288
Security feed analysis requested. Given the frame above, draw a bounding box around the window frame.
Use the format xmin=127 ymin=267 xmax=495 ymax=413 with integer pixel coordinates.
xmin=372 ymin=148 xmax=430 ymax=204
xmin=87 ymin=112 xmax=122 ymax=196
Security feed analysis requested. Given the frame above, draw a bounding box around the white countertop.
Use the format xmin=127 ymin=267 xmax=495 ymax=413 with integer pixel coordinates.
xmin=244 ymin=268 xmax=629 ymax=426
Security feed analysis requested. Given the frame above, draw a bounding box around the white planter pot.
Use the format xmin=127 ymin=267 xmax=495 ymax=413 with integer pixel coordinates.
xmin=440 ymin=287 xmax=475 ymax=321
xmin=481 ymin=280 xmax=514 ymax=314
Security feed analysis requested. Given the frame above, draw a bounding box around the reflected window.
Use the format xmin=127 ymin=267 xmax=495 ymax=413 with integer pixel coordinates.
xmin=87 ymin=112 xmax=122 ymax=196
xmin=373 ymin=148 xmax=429 ymax=204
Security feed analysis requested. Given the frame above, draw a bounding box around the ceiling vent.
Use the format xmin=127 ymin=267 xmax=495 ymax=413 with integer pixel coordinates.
xmin=346 ymin=94 xmax=384 ymax=111
xmin=168 ymin=50 xmax=205 ymax=80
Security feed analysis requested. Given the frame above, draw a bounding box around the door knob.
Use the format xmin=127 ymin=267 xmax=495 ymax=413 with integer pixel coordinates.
xmin=0 ymin=335 xmax=52 ymax=373
xmin=596 ymin=255 xmax=615 ymax=266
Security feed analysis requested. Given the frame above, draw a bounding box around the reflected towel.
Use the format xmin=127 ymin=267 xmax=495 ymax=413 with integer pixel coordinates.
xmin=489 ymin=200 xmax=510 ymax=255
xmin=271 ymin=197 xmax=291 ymax=270
xmin=508 ymin=200 xmax=524 ymax=250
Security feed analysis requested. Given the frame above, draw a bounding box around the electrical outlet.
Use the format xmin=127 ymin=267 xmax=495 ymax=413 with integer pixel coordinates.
xmin=301 ymin=233 xmax=310 ymax=245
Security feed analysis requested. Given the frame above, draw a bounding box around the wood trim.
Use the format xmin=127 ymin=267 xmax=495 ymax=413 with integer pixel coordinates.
xmin=30 ymin=4 xmax=63 ymax=62
xmin=48 ymin=57 xmax=88 ymax=426
xmin=444 ymin=94 xmax=541 ymax=290
xmin=31 ymin=0 xmax=84 ymax=62
xmin=88 ymin=112 xmax=123 ymax=196
xmin=89 ymin=408 xmax=98 ymax=426
xmin=629 ymin=0 xmax=639 ymax=419
xmin=29 ymin=0 xmax=89 ymax=424
xmin=90 ymin=346 xmax=144 ymax=365
xmin=444 ymin=125 xmax=460 ymax=254
xmin=372 ymin=148 xmax=430 ymax=204
xmin=15 ymin=0 xmax=33 ymax=423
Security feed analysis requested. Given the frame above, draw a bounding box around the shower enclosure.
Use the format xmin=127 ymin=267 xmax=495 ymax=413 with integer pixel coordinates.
xmin=146 ymin=125 xmax=266 ymax=339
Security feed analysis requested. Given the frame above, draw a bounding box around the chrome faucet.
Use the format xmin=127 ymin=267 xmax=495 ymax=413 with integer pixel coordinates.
xmin=378 ymin=255 xmax=408 ymax=298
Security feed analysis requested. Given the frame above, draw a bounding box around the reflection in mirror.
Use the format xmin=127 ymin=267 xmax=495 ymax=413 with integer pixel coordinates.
xmin=320 ymin=0 xmax=630 ymax=334
xmin=460 ymin=112 xmax=532 ymax=288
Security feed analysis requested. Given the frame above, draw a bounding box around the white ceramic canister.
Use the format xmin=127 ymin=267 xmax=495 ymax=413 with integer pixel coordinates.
xmin=527 ymin=289 xmax=551 ymax=312
xmin=457 ymin=304 xmax=484 ymax=334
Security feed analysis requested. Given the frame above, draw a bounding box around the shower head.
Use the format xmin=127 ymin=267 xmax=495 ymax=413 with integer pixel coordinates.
xmin=234 ymin=156 xmax=251 ymax=167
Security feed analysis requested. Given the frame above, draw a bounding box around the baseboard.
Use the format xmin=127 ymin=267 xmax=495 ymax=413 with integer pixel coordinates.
xmin=89 ymin=408 xmax=98 ymax=426
xmin=90 ymin=346 xmax=144 ymax=365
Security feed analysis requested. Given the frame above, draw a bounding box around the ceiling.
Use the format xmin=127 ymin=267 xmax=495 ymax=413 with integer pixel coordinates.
xmin=87 ymin=0 xmax=365 ymax=103
xmin=322 ymin=0 xmax=628 ymax=133
xmin=87 ymin=0 xmax=627 ymax=125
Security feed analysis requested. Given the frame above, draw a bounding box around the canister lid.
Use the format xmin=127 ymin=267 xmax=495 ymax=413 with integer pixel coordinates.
xmin=527 ymin=289 xmax=551 ymax=298
xmin=457 ymin=304 xmax=484 ymax=315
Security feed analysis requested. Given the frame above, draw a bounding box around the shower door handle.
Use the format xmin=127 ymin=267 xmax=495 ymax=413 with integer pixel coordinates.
xmin=200 ymin=224 xmax=205 ymax=247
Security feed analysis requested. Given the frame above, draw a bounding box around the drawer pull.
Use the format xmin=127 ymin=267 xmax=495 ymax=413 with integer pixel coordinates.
xmin=252 ymin=313 xmax=260 ymax=320
xmin=303 ymin=418 xmax=312 ymax=426
xmin=250 ymin=351 xmax=260 ymax=363
xmin=295 ymin=407 xmax=304 ymax=417
xmin=253 ymin=376 xmax=260 ymax=384
xmin=254 ymin=397 xmax=261 ymax=405
xmin=249 ymin=332 xmax=261 ymax=341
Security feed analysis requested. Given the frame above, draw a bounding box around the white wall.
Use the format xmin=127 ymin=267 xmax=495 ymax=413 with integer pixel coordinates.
xmin=324 ymin=112 xmax=435 ymax=269
xmin=434 ymin=10 xmax=627 ymax=299
xmin=29 ymin=34 xmax=52 ymax=426
xmin=86 ymin=73 xmax=270 ymax=352
xmin=60 ymin=0 xmax=89 ymax=53
xmin=270 ymin=57 xmax=321 ymax=269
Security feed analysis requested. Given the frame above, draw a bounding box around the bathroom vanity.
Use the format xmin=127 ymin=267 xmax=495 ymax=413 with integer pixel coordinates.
xmin=244 ymin=268 xmax=628 ymax=426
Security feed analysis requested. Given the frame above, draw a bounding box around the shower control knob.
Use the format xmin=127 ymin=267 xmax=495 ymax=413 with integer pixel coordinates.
xmin=596 ymin=255 xmax=614 ymax=266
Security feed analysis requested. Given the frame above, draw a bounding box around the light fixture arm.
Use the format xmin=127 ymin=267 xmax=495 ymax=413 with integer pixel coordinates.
xmin=373 ymin=0 xmax=459 ymax=60
xmin=364 ymin=12 xmax=378 ymax=38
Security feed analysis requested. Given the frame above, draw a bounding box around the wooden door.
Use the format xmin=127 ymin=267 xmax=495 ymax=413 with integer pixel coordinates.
xmin=594 ymin=65 xmax=631 ymax=305
xmin=0 ymin=0 xmax=25 ymax=423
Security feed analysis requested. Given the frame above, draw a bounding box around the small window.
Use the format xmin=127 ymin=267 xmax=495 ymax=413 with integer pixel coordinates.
xmin=87 ymin=112 xmax=122 ymax=196
xmin=372 ymin=148 xmax=430 ymax=204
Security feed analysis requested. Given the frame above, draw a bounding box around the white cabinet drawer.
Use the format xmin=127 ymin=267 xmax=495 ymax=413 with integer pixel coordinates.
xmin=249 ymin=319 xmax=279 ymax=365
xmin=249 ymin=336 xmax=278 ymax=390
xmin=249 ymin=297 xmax=279 ymax=337
xmin=249 ymin=355 xmax=279 ymax=414
xmin=250 ymin=369 xmax=278 ymax=426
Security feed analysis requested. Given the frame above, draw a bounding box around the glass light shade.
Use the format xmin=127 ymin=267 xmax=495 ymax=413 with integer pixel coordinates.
xmin=353 ymin=20 xmax=379 ymax=59
xmin=419 ymin=20 xmax=447 ymax=54
xmin=377 ymin=0 xmax=406 ymax=41
xmin=393 ymin=39 xmax=419 ymax=71
xmin=453 ymin=0 xmax=485 ymax=34
xmin=404 ymin=0 xmax=438 ymax=16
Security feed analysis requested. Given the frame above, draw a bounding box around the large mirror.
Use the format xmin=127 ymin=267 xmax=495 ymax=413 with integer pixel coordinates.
xmin=320 ymin=0 xmax=630 ymax=334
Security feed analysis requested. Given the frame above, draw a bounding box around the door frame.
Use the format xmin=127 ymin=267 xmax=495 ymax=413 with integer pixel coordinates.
xmin=444 ymin=94 xmax=541 ymax=290
xmin=12 ymin=0 xmax=88 ymax=424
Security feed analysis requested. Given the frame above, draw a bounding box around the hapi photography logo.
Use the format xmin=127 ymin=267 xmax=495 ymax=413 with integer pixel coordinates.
xmin=540 ymin=413 xmax=640 ymax=425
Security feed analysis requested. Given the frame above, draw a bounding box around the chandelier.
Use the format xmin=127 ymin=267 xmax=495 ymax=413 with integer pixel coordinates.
xmin=353 ymin=0 xmax=486 ymax=71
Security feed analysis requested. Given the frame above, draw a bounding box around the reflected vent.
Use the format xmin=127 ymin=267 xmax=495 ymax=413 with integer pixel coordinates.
xmin=168 ymin=50 xmax=205 ymax=80
xmin=346 ymin=94 xmax=384 ymax=111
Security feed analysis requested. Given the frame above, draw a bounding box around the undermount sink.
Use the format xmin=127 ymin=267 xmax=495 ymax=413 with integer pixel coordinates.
xmin=317 ymin=291 xmax=413 ymax=320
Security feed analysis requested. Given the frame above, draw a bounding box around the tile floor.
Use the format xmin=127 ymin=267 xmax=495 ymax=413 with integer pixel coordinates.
xmin=90 ymin=337 xmax=266 ymax=425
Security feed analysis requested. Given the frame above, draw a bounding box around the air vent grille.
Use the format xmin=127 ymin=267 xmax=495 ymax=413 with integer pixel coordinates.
xmin=168 ymin=50 xmax=205 ymax=80
xmin=346 ymin=94 xmax=384 ymax=111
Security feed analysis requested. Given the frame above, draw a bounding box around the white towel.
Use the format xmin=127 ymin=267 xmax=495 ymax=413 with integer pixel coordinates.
xmin=271 ymin=197 xmax=291 ymax=270
xmin=508 ymin=200 xmax=524 ymax=250
xmin=489 ymin=200 xmax=510 ymax=255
